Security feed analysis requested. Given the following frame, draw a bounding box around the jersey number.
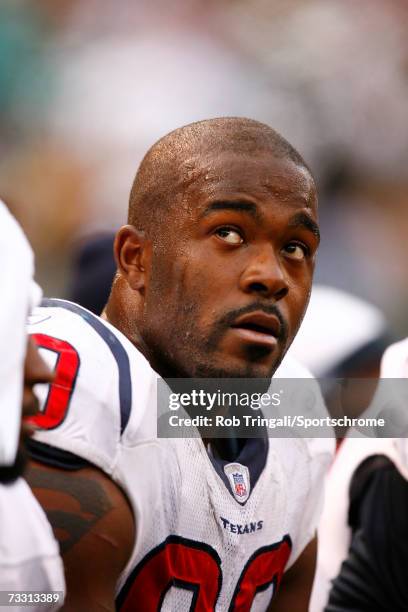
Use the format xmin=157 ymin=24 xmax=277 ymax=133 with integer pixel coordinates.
xmin=117 ymin=535 xmax=292 ymax=611
xmin=29 ymin=333 xmax=80 ymax=429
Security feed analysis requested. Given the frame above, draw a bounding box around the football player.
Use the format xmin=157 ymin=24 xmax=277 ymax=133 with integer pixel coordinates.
xmin=0 ymin=201 xmax=65 ymax=609
xmin=27 ymin=117 xmax=334 ymax=611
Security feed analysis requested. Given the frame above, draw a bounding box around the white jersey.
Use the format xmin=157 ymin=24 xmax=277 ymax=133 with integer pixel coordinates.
xmin=0 ymin=201 xmax=36 ymax=466
xmin=29 ymin=299 xmax=334 ymax=611
xmin=0 ymin=479 xmax=65 ymax=611
xmin=0 ymin=202 xmax=64 ymax=608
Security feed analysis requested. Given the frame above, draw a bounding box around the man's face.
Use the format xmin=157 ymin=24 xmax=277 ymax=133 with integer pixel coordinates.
xmin=141 ymin=150 xmax=319 ymax=379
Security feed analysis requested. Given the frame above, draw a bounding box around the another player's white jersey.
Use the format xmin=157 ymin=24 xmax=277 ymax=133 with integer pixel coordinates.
xmin=309 ymin=436 xmax=402 ymax=612
xmin=29 ymin=299 xmax=334 ymax=611
xmin=310 ymin=337 xmax=408 ymax=612
xmin=0 ymin=479 xmax=64 ymax=611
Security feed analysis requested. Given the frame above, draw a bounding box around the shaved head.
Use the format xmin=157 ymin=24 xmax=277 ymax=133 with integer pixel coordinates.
xmin=110 ymin=116 xmax=318 ymax=379
xmin=128 ymin=117 xmax=311 ymax=236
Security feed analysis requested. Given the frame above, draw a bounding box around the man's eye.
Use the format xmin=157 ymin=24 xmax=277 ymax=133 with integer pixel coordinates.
xmin=215 ymin=227 xmax=244 ymax=245
xmin=283 ymin=242 xmax=309 ymax=261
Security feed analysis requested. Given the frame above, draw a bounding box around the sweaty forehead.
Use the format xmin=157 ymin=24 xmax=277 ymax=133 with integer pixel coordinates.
xmin=178 ymin=151 xmax=317 ymax=211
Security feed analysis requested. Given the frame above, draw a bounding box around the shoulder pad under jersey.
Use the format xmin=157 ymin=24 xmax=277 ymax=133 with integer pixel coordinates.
xmin=28 ymin=299 xmax=156 ymax=475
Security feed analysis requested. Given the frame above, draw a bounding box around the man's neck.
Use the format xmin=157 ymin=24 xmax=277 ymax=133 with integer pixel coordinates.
xmin=206 ymin=437 xmax=247 ymax=462
xmin=103 ymin=278 xmax=151 ymax=357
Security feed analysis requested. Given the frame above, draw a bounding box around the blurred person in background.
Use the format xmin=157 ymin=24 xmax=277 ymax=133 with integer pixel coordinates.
xmin=68 ymin=233 xmax=116 ymax=315
xmin=288 ymin=285 xmax=391 ymax=611
xmin=310 ymin=339 xmax=408 ymax=611
xmin=289 ymin=285 xmax=389 ymax=383
xmin=288 ymin=285 xmax=390 ymax=437
xmin=0 ymin=201 xmax=65 ymax=609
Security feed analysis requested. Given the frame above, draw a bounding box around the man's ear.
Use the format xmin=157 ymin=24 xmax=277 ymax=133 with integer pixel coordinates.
xmin=114 ymin=225 xmax=150 ymax=291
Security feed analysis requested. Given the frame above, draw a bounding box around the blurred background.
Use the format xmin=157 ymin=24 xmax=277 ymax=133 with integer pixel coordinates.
xmin=1 ymin=0 xmax=408 ymax=334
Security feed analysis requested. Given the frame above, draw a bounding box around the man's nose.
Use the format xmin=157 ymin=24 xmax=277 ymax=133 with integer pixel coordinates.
xmin=239 ymin=246 xmax=289 ymax=300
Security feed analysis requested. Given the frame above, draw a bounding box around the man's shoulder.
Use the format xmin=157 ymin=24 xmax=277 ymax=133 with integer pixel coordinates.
xmin=272 ymin=354 xmax=335 ymax=461
xmin=29 ymin=299 xmax=157 ymax=474
xmin=29 ymin=298 xmax=154 ymax=388
xmin=274 ymin=353 xmax=314 ymax=379
xmin=29 ymin=298 xmax=134 ymax=356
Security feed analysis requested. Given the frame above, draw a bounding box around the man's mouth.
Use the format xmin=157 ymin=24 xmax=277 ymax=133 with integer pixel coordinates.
xmin=230 ymin=311 xmax=281 ymax=348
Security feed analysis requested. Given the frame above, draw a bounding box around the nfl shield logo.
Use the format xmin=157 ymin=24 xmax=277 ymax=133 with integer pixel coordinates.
xmin=232 ymin=472 xmax=247 ymax=498
xmin=224 ymin=463 xmax=250 ymax=503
